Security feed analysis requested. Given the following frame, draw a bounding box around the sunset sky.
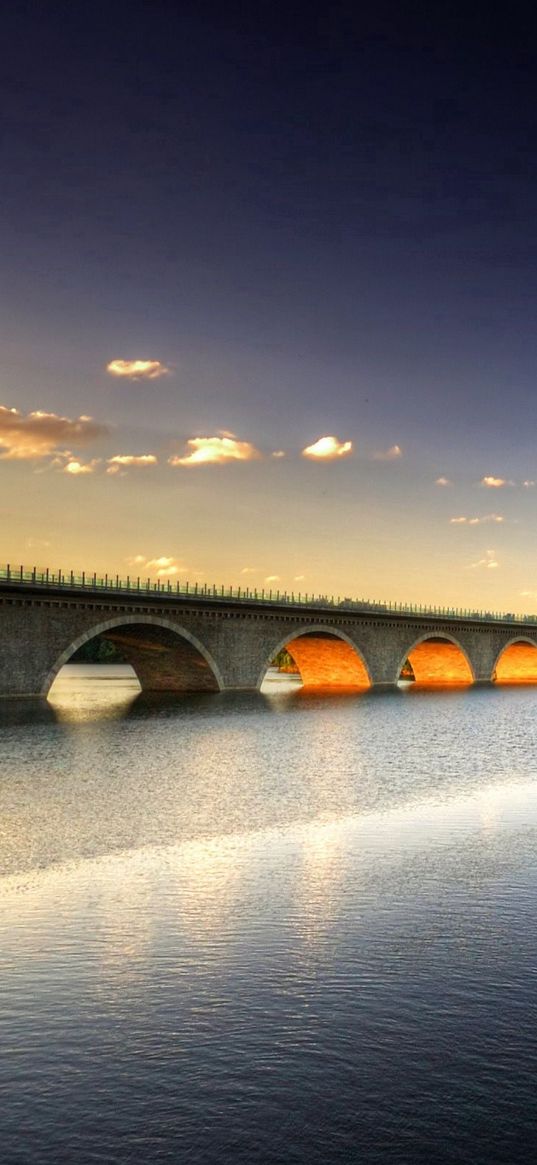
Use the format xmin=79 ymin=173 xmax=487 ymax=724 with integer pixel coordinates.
xmin=4 ymin=2 xmax=537 ymax=611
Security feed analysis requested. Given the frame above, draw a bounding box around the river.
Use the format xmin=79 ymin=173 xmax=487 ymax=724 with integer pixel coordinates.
xmin=2 ymin=666 xmax=537 ymax=1163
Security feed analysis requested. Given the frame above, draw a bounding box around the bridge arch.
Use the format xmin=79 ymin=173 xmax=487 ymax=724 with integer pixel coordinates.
xmin=493 ymin=637 xmax=537 ymax=683
xmin=43 ymin=614 xmax=225 ymax=697
xmin=257 ymin=625 xmax=372 ymax=690
xmin=396 ymin=633 xmax=475 ymax=686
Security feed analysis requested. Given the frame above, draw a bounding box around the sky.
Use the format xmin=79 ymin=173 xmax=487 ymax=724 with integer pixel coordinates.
xmin=3 ymin=0 xmax=537 ymax=611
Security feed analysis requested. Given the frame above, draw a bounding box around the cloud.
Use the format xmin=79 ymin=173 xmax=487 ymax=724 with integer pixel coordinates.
xmin=145 ymin=556 xmax=178 ymax=574
xmin=294 ymin=574 xmax=306 ymax=581
xmin=480 ymin=475 xmax=514 ymax=488
xmin=240 ymin=567 xmax=258 ymax=574
xmin=126 ymin=554 xmax=186 ymax=578
xmin=302 ymin=435 xmax=353 ymax=460
xmin=0 ymin=406 xmax=107 ymax=460
xmin=265 ymin=575 xmax=281 ymax=583
xmin=435 ymin=476 xmax=452 ymax=486
xmin=169 ymin=433 xmax=261 ymax=467
xmin=523 ymin=480 xmax=536 ymax=488
xmin=450 ymin=514 xmax=504 ymax=525
xmin=521 ymin=590 xmax=537 ymax=599
xmin=106 ymin=359 xmax=170 ymax=380
xmin=371 ymin=444 xmax=402 ymax=461
xmin=63 ymin=458 xmax=101 ymax=476
xmin=106 ymin=454 xmax=157 ymax=475
xmin=470 ymin=549 xmax=499 ymax=570
xmin=272 ymin=450 xmax=286 ymax=459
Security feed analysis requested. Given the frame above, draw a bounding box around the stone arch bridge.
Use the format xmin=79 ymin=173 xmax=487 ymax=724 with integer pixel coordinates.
xmin=2 ymin=576 xmax=537 ymax=697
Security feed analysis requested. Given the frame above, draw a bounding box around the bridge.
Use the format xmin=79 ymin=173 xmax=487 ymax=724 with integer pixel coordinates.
xmin=2 ymin=564 xmax=537 ymax=697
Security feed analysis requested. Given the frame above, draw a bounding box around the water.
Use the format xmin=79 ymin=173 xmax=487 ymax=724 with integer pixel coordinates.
xmin=3 ymin=667 xmax=537 ymax=1163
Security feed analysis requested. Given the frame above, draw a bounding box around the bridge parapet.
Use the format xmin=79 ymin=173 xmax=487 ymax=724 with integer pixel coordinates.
xmin=2 ymin=563 xmax=537 ymax=627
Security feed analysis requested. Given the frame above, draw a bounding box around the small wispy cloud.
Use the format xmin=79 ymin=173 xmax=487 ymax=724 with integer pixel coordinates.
xmin=521 ymin=590 xmax=537 ymax=599
xmin=480 ymin=475 xmax=514 ymax=488
xmin=271 ymin=450 xmax=286 ymax=459
xmin=63 ymin=457 xmax=101 ymax=476
xmin=240 ymin=567 xmax=258 ymax=574
xmin=450 ymin=514 xmax=504 ymax=525
xmin=106 ymin=359 xmax=170 ymax=380
xmin=145 ymin=556 xmax=180 ymax=575
xmin=469 ymin=549 xmax=499 ymax=570
xmin=126 ymin=554 xmax=186 ymax=578
xmin=523 ymin=480 xmax=536 ymax=488
xmin=0 ymin=406 xmax=107 ymax=460
xmin=294 ymin=574 xmax=306 ymax=581
xmin=169 ymin=433 xmax=261 ymax=467
xmin=302 ymin=435 xmax=353 ymax=460
xmin=26 ymin=536 xmax=51 ymax=549
xmin=371 ymin=444 xmax=402 ymax=461
xmin=265 ymin=575 xmax=281 ymax=583
xmin=435 ymin=476 xmax=452 ymax=486
xmin=106 ymin=454 xmax=157 ymax=476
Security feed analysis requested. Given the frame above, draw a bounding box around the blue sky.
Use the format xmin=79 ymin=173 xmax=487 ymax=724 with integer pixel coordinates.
xmin=3 ymin=1 xmax=537 ymax=610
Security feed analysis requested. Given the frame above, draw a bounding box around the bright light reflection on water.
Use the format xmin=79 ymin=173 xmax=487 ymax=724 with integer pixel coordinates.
xmin=3 ymin=670 xmax=537 ymax=1163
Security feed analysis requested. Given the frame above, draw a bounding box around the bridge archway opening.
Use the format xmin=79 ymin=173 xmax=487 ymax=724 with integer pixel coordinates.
xmin=493 ymin=640 xmax=537 ymax=684
xmin=261 ymin=630 xmax=371 ymax=691
xmin=45 ymin=617 xmax=223 ymax=699
xmin=399 ymin=636 xmax=473 ymax=687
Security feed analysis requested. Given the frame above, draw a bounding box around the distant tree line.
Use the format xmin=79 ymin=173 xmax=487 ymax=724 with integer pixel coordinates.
xmin=71 ymin=637 xmax=125 ymax=663
xmin=270 ymin=648 xmax=415 ymax=679
xmin=72 ymin=638 xmax=416 ymax=679
xmin=271 ymin=649 xmax=300 ymax=673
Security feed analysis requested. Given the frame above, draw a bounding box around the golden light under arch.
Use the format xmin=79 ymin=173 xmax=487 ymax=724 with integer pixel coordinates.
xmin=259 ymin=626 xmax=372 ymax=690
xmin=398 ymin=634 xmax=474 ymax=686
xmin=493 ymin=638 xmax=537 ymax=684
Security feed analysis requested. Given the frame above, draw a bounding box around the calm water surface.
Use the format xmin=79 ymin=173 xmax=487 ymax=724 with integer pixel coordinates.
xmin=2 ymin=666 xmax=537 ymax=1163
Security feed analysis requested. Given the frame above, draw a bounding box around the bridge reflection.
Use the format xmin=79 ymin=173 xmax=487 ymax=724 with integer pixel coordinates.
xmin=38 ymin=654 xmax=537 ymax=724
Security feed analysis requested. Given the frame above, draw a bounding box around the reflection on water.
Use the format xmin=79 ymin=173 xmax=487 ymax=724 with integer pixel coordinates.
xmin=49 ymin=663 xmax=141 ymax=720
xmin=0 ymin=696 xmax=59 ymax=727
xmin=4 ymin=672 xmax=537 ymax=1162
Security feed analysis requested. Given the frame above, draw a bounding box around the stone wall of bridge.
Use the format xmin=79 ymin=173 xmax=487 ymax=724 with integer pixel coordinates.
xmin=1 ymin=586 xmax=537 ymax=696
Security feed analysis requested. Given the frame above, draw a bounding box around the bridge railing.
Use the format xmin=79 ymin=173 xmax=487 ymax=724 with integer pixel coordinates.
xmin=1 ymin=562 xmax=535 ymax=625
